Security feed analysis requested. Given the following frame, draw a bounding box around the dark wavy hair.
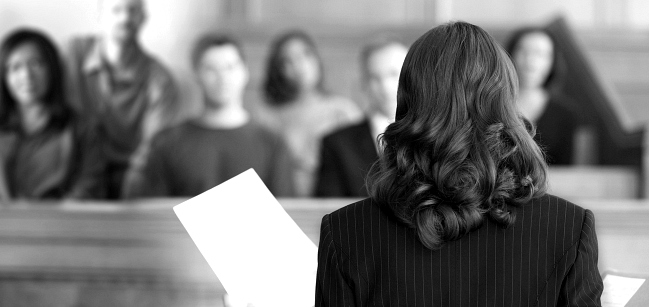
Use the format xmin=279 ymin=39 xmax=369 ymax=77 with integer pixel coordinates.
xmin=505 ymin=27 xmax=564 ymax=90
xmin=263 ymin=30 xmax=326 ymax=106
xmin=366 ymin=21 xmax=548 ymax=251
xmin=0 ymin=28 xmax=72 ymax=132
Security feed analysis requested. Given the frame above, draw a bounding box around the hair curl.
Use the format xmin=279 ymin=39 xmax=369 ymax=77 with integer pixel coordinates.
xmin=366 ymin=21 xmax=548 ymax=250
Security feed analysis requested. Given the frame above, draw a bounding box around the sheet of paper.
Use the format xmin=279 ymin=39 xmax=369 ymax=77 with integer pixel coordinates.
xmin=602 ymin=274 xmax=646 ymax=307
xmin=173 ymin=169 xmax=317 ymax=307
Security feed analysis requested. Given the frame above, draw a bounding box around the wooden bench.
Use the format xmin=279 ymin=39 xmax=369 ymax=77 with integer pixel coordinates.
xmin=0 ymin=197 xmax=647 ymax=306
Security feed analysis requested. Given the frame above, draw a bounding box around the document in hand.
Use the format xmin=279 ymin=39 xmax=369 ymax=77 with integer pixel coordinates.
xmin=602 ymin=271 xmax=648 ymax=307
xmin=173 ymin=169 xmax=317 ymax=307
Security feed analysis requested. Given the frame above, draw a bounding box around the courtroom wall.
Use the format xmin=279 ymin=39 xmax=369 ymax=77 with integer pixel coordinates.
xmin=1 ymin=0 xmax=649 ymax=124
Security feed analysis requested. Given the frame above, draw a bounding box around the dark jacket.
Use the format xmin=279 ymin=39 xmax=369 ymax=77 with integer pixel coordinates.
xmin=316 ymin=194 xmax=603 ymax=306
xmin=315 ymin=120 xmax=378 ymax=197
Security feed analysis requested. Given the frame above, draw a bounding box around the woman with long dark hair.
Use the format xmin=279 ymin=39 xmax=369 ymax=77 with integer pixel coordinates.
xmin=0 ymin=28 xmax=104 ymax=200
xmin=316 ymin=22 xmax=602 ymax=306
xmin=255 ymin=30 xmax=362 ymax=196
xmin=506 ymin=27 xmax=583 ymax=165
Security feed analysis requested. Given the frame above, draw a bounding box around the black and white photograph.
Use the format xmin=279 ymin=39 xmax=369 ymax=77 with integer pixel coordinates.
xmin=1 ymin=0 xmax=649 ymax=306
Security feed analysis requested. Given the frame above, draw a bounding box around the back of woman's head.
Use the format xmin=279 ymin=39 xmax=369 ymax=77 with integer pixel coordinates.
xmin=0 ymin=28 xmax=70 ymax=131
xmin=263 ymin=30 xmax=326 ymax=106
xmin=367 ymin=21 xmax=547 ymax=250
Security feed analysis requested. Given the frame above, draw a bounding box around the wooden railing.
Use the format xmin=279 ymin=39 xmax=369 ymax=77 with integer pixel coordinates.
xmin=547 ymin=166 xmax=640 ymax=199
xmin=0 ymin=197 xmax=648 ymax=306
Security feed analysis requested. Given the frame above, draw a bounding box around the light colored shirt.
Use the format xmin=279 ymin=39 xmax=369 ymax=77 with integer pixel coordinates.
xmin=67 ymin=36 xmax=178 ymax=194
xmin=254 ymin=95 xmax=363 ymax=197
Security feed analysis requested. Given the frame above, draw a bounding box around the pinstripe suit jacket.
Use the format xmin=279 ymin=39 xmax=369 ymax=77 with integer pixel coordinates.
xmin=316 ymin=194 xmax=603 ymax=306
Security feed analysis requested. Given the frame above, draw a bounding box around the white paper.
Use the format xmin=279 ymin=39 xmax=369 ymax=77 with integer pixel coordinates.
xmin=602 ymin=274 xmax=646 ymax=307
xmin=173 ymin=169 xmax=317 ymax=307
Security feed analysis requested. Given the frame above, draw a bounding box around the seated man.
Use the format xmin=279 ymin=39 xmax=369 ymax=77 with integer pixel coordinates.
xmin=128 ymin=34 xmax=294 ymax=197
xmin=315 ymin=39 xmax=408 ymax=197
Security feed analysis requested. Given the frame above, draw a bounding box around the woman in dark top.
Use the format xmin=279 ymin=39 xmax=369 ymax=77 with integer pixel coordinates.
xmin=0 ymin=28 xmax=104 ymax=200
xmin=315 ymin=22 xmax=603 ymax=306
xmin=506 ymin=27 xmax=581 ymax=165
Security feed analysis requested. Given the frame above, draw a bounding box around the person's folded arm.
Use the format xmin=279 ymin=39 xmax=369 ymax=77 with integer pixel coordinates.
xmin=121 ymin=69 xmax=178 ymax=198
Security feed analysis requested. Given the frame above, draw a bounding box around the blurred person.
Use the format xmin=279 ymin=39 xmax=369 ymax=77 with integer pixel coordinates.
xmin=315 ymin=38 xmax=408 ymax=197
xmin=506 ymin=27 xmax=585 ymax=165
xmin=66 ymin=0 xmax=178 ymax=199
xmin=0 ymin=28 xmax=104 ymax=201
xmin=256 ymin=30 xmax=363 ymax=197
xmin=316 ymin=22 xmax=602 ymax=306
xmin=127 ymin=34 xmax=294 ymax=198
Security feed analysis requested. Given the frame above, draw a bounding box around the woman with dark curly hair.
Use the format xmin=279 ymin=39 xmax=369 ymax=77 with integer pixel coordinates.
xmin=316 ymin=22 xmax=602 ymax=306
xmin=255 ymin=30 xmax=362 ymax=196
xmin=0 ymin=28 xmax=104 ymax=200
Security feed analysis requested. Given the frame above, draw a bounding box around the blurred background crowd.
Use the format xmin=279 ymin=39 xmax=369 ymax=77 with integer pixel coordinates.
xmin=3 ymin=1 xmax=649 ymax=306
xmin=1 ymin=0 xmax=648 ymax=202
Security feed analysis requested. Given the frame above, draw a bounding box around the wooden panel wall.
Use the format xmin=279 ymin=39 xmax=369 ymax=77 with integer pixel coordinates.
xmin=0 ymin=197 xmax=648 ymax=306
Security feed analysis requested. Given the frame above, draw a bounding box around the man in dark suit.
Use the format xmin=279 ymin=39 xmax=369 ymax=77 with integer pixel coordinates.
xmin=315 ymin=39 xmax=408 ymax=197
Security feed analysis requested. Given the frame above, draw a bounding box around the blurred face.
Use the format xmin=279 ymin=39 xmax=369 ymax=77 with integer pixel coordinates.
xmin=100 ymin=0 xmax=146 ymax=44
xmin=364 ymin=44 xmax=408 ymax=120
xmin=196 ymin=44 xmax=248 ymax=108
xmin=5 ymin=42 xmax=50 ymax=106
xmin=280 ymin=38 xmax=320 ymax=91
xmin=512 ymin=32 xmax=554 ymax=89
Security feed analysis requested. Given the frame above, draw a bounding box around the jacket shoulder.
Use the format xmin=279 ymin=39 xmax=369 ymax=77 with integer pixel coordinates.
xmin=523 ymin=193 xmax=591 ymax=244
xmin=325 ymin=198 xmax=385 ymax=238
xmin=530 ymin=193 xmax=587 ymax=215
xmin=328 ymin=197 xmax=374 ymax=216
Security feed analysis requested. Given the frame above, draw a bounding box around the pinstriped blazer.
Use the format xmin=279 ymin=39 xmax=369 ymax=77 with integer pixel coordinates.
xmin=315 ymin=194 xmax=603 ymax=306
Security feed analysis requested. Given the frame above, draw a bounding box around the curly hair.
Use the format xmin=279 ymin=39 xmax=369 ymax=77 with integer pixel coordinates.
xmin=366 ymin=21 xmax=548 ymax=250
xmin=262 ymin=30 xmax=326 ymax=106
xmin=0 ymin=28 xmax=72 ymax=132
